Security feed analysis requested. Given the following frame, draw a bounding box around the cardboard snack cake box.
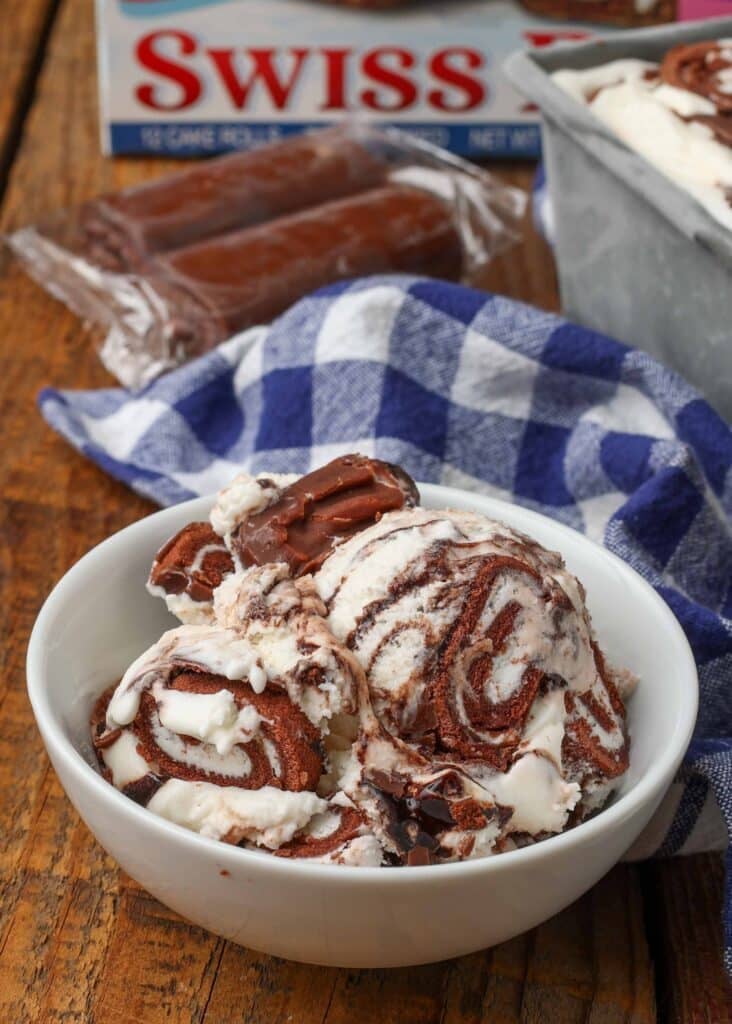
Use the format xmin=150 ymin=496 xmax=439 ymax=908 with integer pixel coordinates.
xmin=96 ymin=0 xmax=604 ymax=158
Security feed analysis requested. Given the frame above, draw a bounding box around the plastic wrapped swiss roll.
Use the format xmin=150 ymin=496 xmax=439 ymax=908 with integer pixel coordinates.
xmin=8 ymin=124 xmax=526 ymax=388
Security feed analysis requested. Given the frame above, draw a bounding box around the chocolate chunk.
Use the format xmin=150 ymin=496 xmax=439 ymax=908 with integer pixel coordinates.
xmin=394 ymin=818 xmax=439 ymax=854
xmin=367 ymin=769 xmax=408 ymax=799
xmin=407 ymin=845 xmax=435 ymax=867
xmin=516 ymin=0 xmax=673 ymax=28
xmin=367 ymin=769 xmax=471 ymax=863
xmin=231 ymin=454 xmax=419 ymax=576
xmin=149 ymin=522 xmax=234 ymax=603
xmin=418 ymin=769 xmax=464 ymax=799
xmin=122 ymin=774 xmax=166 ymax=807
xmin=540 ymin=672 xmax=569 ymax=695
xmin=414 ymin=795 xmax=456 ymax=827
xmin=494 ymin=804 xmax=515 ymax=831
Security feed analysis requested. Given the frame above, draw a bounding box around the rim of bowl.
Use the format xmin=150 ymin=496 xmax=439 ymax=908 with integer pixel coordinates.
xmin=26 ymin=483 xmax=699 ymax=885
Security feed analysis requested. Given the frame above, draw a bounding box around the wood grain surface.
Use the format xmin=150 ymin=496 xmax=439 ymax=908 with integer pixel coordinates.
xmin=0 ymin=0 xmax=58 ymax=198
xmin=0 ymin=0 xmax=729 ymax=1021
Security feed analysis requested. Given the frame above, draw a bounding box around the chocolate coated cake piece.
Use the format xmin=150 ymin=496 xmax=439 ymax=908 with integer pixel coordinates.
xmin=231 ymin=454 xmax=419 ymax=576
xmin=143 ymin=184 xmax=463 ymax=359
xmin=80 ymin=130 xmax=389 ymax=271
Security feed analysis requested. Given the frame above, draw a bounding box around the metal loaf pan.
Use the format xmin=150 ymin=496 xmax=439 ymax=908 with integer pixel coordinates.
xmin=504 ymin=17 xmax=732 ymax=420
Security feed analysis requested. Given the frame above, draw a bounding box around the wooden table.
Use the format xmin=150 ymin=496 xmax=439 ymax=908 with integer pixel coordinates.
xmin=0 ymin=1 xmax=729 ymax=1021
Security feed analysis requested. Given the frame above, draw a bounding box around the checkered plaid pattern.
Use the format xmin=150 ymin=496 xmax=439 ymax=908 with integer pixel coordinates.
xmin=39 ymin=275 xmax=732 ymax=970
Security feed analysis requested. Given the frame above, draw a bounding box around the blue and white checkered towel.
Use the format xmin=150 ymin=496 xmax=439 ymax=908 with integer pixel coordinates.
xmin=39 ymin=275 xmax=732 ymax=970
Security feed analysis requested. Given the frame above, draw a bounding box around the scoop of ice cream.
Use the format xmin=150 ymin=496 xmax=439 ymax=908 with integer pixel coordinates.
xmin=147 ymin=474 xmax=298 ymax=624
xmin=93 ymin=566 xmax=367 ymax=849
xmin=147 ymin=455 xmax=418 ymax=624
xmin=316 ymin=507 xmax=631 ymax=862
xmin=229 ymin=454 xmax=419 ymax=577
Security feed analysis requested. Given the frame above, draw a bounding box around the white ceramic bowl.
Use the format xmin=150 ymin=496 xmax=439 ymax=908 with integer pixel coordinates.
xmin=27 ymin=485 xmax=697 ymax=968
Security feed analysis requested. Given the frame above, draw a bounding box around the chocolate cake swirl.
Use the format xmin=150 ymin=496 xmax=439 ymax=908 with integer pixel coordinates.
xmin=661 ymin=41 xmax=732 ymax=115
xmin=94 ymin=565 xmax=370 ymax=851
xmin=274 ymin=798 xmax=383 ymax=864
xmin=147 ymin=472 xmax=299 ymax=622
xmin=93 ymin=667 xmax=323 ymax=796
xmin=317 ymin=508 xmax=631 ymax=858
xmin=81 ymin=131 xmax=389 ymax=272
xmin=148 ymin=522 xmax=234 ymax=623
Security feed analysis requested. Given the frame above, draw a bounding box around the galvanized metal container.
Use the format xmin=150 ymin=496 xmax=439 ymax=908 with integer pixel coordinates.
xmin=504 ymin=18 xmax=732 ymax=420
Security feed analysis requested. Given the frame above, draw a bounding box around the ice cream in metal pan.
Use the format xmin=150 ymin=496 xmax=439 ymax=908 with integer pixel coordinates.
xmin=502 ymin=19 xmax=732 ymax=420
xmin=552 ymin=40 xmax=732 ymax=231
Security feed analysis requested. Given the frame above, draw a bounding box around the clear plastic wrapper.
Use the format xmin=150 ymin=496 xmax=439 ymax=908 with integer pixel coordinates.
xmin=7 ymin=124 xmax=526 ymax=389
